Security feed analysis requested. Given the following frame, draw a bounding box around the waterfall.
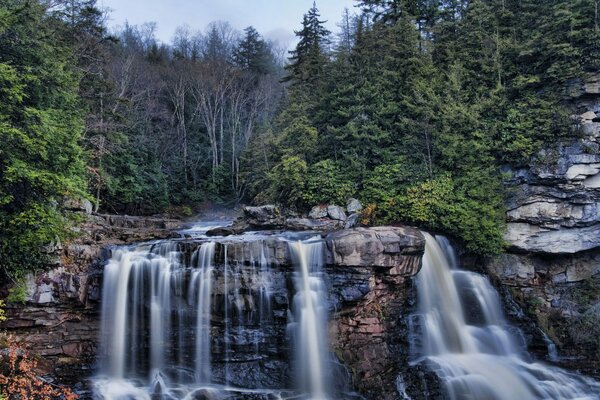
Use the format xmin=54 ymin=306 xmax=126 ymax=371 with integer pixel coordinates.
xmin=190 ymin=242 xmax=215 ymax=383
xmin=97 ymin=241 xmax=216 ymax=398
xmin=288 ymin=237 xmax=333 ymax=400
xmin=413 ymin=232 xmax=600 ymax=400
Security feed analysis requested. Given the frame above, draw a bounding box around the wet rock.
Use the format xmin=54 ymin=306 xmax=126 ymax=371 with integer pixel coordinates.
xmin=206 ymin=220 xmax=248 ymax=237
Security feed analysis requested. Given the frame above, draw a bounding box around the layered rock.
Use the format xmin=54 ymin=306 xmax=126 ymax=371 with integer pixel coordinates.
xmin=490 ymin=73 xmax=600 ymax=376
xmin=0 ymin=213 xmax=182 ymax=384
xmin=504 ymin=74 xmax=600 ymax=254
xmin=1 ymin=222 xmax=425 ymax=399
xmin=328 ymin=226 xmax=426 ymax=399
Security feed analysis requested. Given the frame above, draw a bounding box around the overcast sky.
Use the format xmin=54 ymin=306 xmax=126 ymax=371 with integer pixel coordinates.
xmin=99 ymin=0 xmax=358 ymax=49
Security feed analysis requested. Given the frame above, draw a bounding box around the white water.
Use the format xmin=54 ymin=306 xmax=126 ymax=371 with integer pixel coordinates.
xmin=95 ymin=230 xmax=345 ymax=400
xmin=414 ymin=233 xmax=600 ymax=400
xmin=98 ymin=241 xmax=216 ymax=399
xmin=190 ymin=242 xmax=215 ymax=383
xmin=288 ymin=237 xmax=333 ymax=400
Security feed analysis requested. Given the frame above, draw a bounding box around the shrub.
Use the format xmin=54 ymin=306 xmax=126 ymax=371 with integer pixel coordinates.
xmin=0 ymin=339 xmax=78 ymax=399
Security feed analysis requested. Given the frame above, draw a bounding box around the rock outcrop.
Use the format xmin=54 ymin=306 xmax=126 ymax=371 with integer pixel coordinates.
xmin=0 ymin=213 xmax=182 ymax=384
xmin=1 ymin=222 xmax=425 ymax=399
xmin=504 ymin=73 xmax=600 ymax=254
xmin=328 ymin=226 xmax=426 ymax=399
xmin=490 ymin=73 xmax=600 ymax=376
xmin=238 ymin=202 xmax=363 ymax=233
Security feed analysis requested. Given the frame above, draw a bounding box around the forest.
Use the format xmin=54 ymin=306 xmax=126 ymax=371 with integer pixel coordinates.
xmin=1 ymin=0 xmax=599 ymax=281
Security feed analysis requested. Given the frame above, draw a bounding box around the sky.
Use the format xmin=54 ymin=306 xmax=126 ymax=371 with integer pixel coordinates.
xmin=99 ymin=0 xmax=358 ymax=49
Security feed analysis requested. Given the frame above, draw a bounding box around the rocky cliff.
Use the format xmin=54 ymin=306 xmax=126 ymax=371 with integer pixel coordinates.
xmin=0 ymin=213 xmax=182 ymax=385
xmin=0 ymin=211 xmax=427 ymax=399
xmin=490 ymin=72 xmax=600 ymax=375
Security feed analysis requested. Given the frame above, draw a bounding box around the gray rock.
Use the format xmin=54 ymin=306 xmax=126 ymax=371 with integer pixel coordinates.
xmin=63 ymin=197 xmax=93 ymax=214
xmin=308 ymin=205 xmax=328 ymax=219
xmin=504 ymin=223 xmax=600 ymax=254
xmin=325 ymin=226 xmax=424 ymax=273
xmin=285 ymin=217 xmax=343 ymax=231
xmin=346 ymin=198 xmax=363 ymax=213
xmin=344 ymin=213 xmax=360 ymax=229
xmin=243 ymin=205 xmax=285 ymax=228
xmin=488 ymin=254 xmax=535 ymax=286
xmin=327 ymin=205 xmax=347 ymax=221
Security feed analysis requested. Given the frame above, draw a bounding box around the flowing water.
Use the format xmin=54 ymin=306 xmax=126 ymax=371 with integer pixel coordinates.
xmin=94 ymin=227 xmax=341 ymax=400
xmin=413 ymin=233 xmax=600 ymax=400
xmin=287 ymin=237 xmax=333 ymax=399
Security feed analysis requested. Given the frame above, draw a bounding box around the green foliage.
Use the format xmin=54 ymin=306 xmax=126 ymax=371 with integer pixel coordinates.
xmin=268 ymin=156 xmax=308 ymax=209
xmin=0 ymin=0 xmax=88 ymax=278
xmin=6 ymin=281 xmax=28 ymax=304
xmin=0 ymin=300 xmax=6 ymax=322
xmin=303 ymin=160 xmax=355 ymax=206
xmin=254 ymin=0 xmax=596 ymax=255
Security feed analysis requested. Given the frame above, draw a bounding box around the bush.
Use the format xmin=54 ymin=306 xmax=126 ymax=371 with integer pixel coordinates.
xmin=0 ymin=339 xmax=79 ymax=399
xmin=268 ymin=155 xmax=308 ymax=208
xmin=303 ymin=160 xmax=355 ymax=206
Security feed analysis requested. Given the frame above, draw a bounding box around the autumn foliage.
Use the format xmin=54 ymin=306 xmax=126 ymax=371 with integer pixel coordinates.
xmin=0 ymin=340 xmax=78 ymax=400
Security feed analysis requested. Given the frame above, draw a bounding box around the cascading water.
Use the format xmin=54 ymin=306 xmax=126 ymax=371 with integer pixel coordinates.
xmin=412 ymin=232 xmax=600 ymax=400
xmin=94 ymin=225 xmax=345 ymax=400
xmin=287 ymin=237 xmax=333 ymax=400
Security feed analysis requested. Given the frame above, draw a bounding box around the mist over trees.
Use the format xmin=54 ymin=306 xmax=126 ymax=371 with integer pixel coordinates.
xmin=1 ymin=0 xmax=599 ymax=277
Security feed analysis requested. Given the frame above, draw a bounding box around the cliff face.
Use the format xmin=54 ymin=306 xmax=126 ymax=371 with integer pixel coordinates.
xmin=490 ymin=73 xmax=600 ymax=374
xmin=0 ymin=214 xmax=181 ymax=385
xmin=0 ymin=218 xmax=428 ymax=399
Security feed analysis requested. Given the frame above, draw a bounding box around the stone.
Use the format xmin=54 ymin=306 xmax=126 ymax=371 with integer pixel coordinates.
xmin=206 ymin=220 xmax=248 ymax=237
xmin=346 ymin=198 xmax=363 ymax=213
xmin=63 ymin=197 xmax=93 ymax=214
xmin=344 ymin=213 xmax=360 ymax=229
xmin=326 ymin=226 xmax=424 ymax=270
xmin=243 ymin=205 xmax=284 ymax=228
xmin=327 ymin=204 xmax=347 ymax=221
xmin=505 ymin=223 xmax=600 ymax=254
xmin=308 ymin=205 xmax=328 ymax=219
xmin=565 ymin=163 xmax=600 ymax=180
xmin=488 ymin=254 xmax=535 ymax=286
xmin=285 ymin=217 xmax=343 ymax=231
xmin=581 ymin=111 xmax=597 ymax=121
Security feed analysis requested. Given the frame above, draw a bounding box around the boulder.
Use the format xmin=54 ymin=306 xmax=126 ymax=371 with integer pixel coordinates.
xmin=63 ymin=197 xmax=93 ymax=214
xmin=206 ymin=220 xmax=248 ymax=237
xmin=344 ymin=213 xmax=360 ymax=229
xmin=326 ymin=226 xmax=424 ymax=273
xmin=243 ymin=205 xmax=285 ymax=228
xmin=285 ymin=217 xmax=343 ymax=231
xmin=327 ymin=205 xmax=347 ymax=221
xmin=346 ymin=198 xmax=363 ymax=213
xmin=308 ymin=205 xmax=328 ymax=219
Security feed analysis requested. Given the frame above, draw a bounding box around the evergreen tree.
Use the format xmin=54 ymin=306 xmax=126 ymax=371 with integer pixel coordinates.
xmin=234 ymin=26 xmax=275 ymax=74
xmin=0 ymin=0 xmax=88 ymax=278
xmin=284 ymin=2 xmax=331 ymax=87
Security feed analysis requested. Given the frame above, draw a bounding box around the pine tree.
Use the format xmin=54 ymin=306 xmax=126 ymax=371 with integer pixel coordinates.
xmin=284 ymin=2 xmax=331 ymax=87
xmin=0 ymin=0 xmax=88 ymax=278
xmin=234 ymin=26 xmax=275 ymax=74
